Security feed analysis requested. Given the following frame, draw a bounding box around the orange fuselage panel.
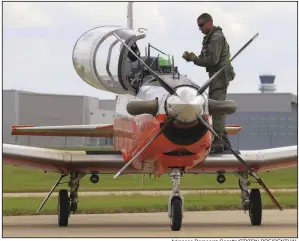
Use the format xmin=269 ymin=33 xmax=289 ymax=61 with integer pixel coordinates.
xmin=113 ymin=114 xmax=212 ymax=177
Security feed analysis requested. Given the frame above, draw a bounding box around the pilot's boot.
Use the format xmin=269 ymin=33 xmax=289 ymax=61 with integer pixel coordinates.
xmin=210 ymin=136 xmax=224 ymax=153
xmin=222 ymin=131 xmax=232 ymax=150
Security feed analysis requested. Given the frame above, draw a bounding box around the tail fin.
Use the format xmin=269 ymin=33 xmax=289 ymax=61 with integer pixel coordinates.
xmin=127 ymin=2 xmax=133 ymax=29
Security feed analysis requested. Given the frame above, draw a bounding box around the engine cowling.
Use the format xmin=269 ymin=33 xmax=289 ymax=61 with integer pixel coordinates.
xmin=72 ymin=25 xmax=146 ymax=95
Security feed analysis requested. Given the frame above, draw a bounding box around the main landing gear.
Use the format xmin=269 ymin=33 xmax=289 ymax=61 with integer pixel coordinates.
xmin=168 ymin=168 xmax=184 ymax=231
xmin=236 ymin=172 xmax=262 ymax=226
xmin=37 ymin=172 xmax=87 ymax=227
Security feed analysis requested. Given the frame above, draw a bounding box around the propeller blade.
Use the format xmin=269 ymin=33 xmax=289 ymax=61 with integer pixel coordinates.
xmin=197 ymin=33 xmax=259 ymax=95
xmin=113 ymin=33 xmax=177 ymax=95
xmin=113 ymin=116 xmax=175 ymax=179
xmin=197 ymin=115 xmax=283 ymax=211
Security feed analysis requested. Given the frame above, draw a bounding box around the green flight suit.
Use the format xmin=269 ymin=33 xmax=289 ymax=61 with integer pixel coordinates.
xmin=193 ymin=26 xmax=236 ymax=135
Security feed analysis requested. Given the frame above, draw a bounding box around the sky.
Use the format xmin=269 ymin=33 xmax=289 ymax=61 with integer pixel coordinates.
xmin=3 ymin=1 xmax=298 ymax=100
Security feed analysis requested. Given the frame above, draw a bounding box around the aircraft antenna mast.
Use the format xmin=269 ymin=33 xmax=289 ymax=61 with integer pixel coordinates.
xmin=127 ymin=2 xmax=133 ymax=29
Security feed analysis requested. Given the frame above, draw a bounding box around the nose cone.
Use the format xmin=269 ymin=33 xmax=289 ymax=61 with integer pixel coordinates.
xmin=165 ymin=86 xmax=205 ymax=124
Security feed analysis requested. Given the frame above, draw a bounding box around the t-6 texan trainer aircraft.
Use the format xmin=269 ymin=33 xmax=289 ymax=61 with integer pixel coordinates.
xmin=3 ymin=2 xmax=297 ymax=232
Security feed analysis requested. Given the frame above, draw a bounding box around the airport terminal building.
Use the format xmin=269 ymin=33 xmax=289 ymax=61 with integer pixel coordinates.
xmin=3 ymin=75 xmax=297 ymax=150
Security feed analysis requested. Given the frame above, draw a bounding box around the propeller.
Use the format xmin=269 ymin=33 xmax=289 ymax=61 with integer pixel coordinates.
xmin=196 ymin=115 xmax=283 ymax=211
xmin=197 ymin=33 xmax=259 ymax=95
xmin=113 ymin=116 xmax=176 ymax=179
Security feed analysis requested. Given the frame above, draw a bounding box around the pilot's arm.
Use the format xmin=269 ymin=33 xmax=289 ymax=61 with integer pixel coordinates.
xmin=183 ymin=35 xmax=224 ymax=67
xmin=193 ymin=35 xmax=224 ymax=67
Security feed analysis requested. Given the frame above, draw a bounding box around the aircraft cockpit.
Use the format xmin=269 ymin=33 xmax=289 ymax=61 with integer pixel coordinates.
xmin=72 ymin=26 xmax=189 ymax=96
xmin=123 ymin=42 xmax=183 ymax=93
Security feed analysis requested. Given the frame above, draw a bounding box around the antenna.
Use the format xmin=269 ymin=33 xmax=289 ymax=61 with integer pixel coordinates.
xmin=127 ymin=2 xmax=133 ymax=29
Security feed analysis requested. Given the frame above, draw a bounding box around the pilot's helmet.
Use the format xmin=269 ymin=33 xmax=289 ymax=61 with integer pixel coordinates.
xmin=127 ymin=42 xmax=140 ymax=62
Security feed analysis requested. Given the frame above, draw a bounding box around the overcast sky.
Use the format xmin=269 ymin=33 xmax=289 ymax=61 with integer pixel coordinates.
xmin=3 ymin=1 xmax=298 ymax=100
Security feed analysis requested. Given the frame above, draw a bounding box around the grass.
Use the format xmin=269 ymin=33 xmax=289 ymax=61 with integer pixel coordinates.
xmin=3 ymin=146 xmax=297 ymax=192
xmin=3 ymin=192 xmax=297 ymax=216
xmin=3 ymin=164 xmax=297 ymax=193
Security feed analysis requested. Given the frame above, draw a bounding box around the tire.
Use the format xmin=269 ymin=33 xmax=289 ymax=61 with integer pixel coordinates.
xmin=249 ymin=189 xmax=262 ymax=226
xmin=58 ymin=189 xmax=69 ymax=227
xmin=170 ymin=198 xmax=182 ymax=231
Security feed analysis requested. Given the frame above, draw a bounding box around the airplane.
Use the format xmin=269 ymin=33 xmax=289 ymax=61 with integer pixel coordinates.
xmin=3 ymin=2 xmax=297 ymax=232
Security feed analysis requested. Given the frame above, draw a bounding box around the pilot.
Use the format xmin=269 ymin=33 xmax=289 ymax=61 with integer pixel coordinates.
xmin=127 ymin=42 xmax=140 ymax=62
xmin=182 ymin=13 xmax=235 ymax=153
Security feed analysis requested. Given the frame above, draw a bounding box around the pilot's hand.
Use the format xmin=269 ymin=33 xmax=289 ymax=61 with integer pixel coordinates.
xmin=182 ymin=51 xmax=190 ymax=61
xmin=182 ymin=51 xmax=197 ymax=62
xmin=188 ymin=52 xmax=197 ymax=62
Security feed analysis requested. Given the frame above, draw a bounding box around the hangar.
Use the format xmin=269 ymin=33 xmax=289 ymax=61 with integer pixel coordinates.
xmin=3 ymin=75 xmax=297 ymax=150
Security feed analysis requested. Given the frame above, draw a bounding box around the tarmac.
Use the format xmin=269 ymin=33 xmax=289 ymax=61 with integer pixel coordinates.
xmin=3 ymin=209 xmax=297 ymax=237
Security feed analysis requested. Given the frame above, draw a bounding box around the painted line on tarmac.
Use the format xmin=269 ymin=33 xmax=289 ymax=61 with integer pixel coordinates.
xmin=3 ymin=188 xmax=296 ymax=198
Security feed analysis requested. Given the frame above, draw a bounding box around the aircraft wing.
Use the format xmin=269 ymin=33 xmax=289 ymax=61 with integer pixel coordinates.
xmin=11 ymin=124 xmax=238 ymax=137
xmin=190 ymin=145 xmax=297 ymax=173
xmin=3 ymin=144 xmax=297 ymax=174
xmin=11 ymin=124 xmax=113 ymax=137
xmin=3 ymin=144 xmax=127 ymax=174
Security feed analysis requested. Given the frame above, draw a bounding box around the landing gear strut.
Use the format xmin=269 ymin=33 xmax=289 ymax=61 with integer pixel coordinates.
xmin=168 ymin=168 xmax=184 ymax=231
xmin=236 ymin=172 xmax=262 ymax=226
xmin=36 ymin=172 xmax=86 ymax=227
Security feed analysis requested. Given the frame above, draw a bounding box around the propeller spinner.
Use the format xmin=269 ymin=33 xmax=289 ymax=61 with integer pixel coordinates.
xmin=165 ymin=85 xmax=206 ymax=125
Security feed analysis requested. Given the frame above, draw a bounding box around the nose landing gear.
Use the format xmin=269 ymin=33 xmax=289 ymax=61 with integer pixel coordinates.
xmin=168 ymin=168 xmax=184 ymax=231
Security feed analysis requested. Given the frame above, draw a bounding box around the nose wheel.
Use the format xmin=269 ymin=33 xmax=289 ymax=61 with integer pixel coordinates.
xmin=168 ymin=168 xmax=184 ymax=231
xmin=170 ymin=198 xmax=183 ymax=231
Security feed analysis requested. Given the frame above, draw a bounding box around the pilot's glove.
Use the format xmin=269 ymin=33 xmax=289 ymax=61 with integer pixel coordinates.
xmin=182 ymin=51 xmax=197 ymax=62
xmin=182 ymin=51 xmax=190 ymax=61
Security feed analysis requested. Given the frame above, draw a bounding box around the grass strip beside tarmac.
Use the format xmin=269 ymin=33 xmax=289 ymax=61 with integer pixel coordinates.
xmin=3 ymin=192 xmax=297 ymax=216
xmin=3 ymin=165 xmax=297 ymax=192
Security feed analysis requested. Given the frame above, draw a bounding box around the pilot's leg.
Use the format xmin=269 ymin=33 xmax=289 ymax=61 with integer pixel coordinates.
xmin=209 ymin=87 xmax=231 ymax=153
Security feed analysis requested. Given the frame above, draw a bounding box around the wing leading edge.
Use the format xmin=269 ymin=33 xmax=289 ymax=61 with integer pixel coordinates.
xmin=3 ymin=144 xmax=297 ymax=174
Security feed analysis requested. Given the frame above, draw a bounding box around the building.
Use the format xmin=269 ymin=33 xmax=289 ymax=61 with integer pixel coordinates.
xmin=3 ymin=90 xmax=116 ymax=147
xmin=3 ymin=75 xmax=297 ymax=150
